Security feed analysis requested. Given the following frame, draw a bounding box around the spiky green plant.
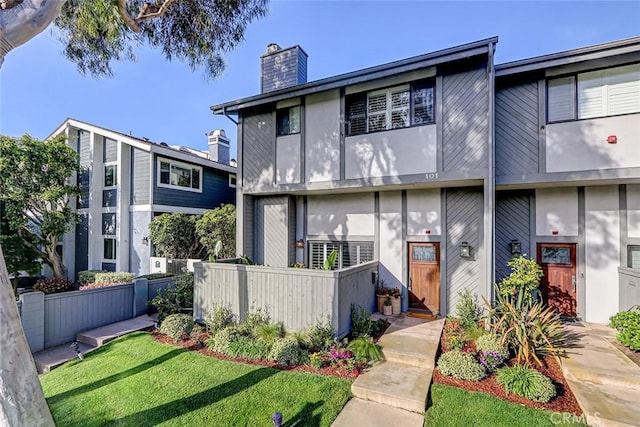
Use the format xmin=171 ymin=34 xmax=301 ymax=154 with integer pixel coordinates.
xmin=496 ymin=364 xmax=556 ymax=403
xmin=347 ymin=336 xmax=382 ymax=362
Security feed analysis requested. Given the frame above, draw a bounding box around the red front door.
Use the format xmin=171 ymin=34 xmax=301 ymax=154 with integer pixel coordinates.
xmin=537 ymin=243 xmax=577 ymax=317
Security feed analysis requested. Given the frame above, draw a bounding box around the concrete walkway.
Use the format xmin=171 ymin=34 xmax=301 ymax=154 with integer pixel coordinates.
xmin=332 ymin=315 xmax=444 ymax=427
xmin=562 ymin=322 xmax=640 ymax=427
xmin=33 ymin=315 xmax=155 ymax=374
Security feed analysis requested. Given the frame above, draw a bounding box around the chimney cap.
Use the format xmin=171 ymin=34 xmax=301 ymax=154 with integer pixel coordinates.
xmin=266 ymin=43 xmax=281 ymax=54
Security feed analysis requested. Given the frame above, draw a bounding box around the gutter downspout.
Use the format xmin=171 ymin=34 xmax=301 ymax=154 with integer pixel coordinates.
xmin=486 ymin=41 xmax=497 ymax=304
xmin=222 ymin=107 xmax=239 ymax=125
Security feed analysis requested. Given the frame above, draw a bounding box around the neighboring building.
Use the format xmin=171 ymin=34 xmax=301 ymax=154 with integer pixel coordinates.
xmin=48 ymin=119 xmax=237 ymax=280
xmin=211 ymin=37 xmax=640 ymax=324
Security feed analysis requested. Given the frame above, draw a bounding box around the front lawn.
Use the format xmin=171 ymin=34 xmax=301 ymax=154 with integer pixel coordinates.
xmin=40 ymin=332 xmax=351 ymax=426
xmin=425 ymin=384 xmax=585 ymax=427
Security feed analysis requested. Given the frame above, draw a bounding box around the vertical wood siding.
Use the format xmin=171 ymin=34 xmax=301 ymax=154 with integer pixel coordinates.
xmin=496 ymin=191 xmax=532 ymax=280
xmin=194 ymin=262 xmax=378 ymax=337
xmin=255 ymin=196 xmax=292 ymax=267
xmin=43 ymin=284 xmax=134 ymax=348
xmin=131 ymin=148 xmax=150 ymax=204
xmin=446 ymin=188 xmax=483 ymax=312
xmin=243 ymin=196 xmax=255 ymax=260
xmin=103 ymin=137 xmax=118 ymax=163
xmin=242 ymin=112 xmax=274 ymax=192
xmin=495 ymin=82 xmax=539 ymax=176
xmin=442 ymin=68 xmax=489 ymax=171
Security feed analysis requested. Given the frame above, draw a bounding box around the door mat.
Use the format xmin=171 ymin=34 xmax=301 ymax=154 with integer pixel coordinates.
xmin=406 ymin=311 xmax=438 ymax=321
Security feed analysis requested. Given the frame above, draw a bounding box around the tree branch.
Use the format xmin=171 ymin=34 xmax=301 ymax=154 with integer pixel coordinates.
xmin=136 ymin=0 xmax=178 ymax=22
xmin=117 ymin=0 xmax=141 ymax=33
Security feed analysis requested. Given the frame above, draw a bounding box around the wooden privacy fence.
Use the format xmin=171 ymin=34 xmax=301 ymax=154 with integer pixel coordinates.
xmin=18 ymin=277 xmax=174 ymax=352
xmin=194 ymin=261 xmax=378 ymax=338
xmin=619 ymin=267 xmax=640 ymax=311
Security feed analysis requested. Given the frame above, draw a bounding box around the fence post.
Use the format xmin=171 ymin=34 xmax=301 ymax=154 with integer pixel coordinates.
xmin=19 ymin=292 xmax=45 ymax=353
xmin=133 ymin=278 xmax=149 ymax=317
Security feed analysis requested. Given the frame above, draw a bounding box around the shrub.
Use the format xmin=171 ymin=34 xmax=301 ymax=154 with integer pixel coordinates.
xmin=34 ymin=278 xmax=73 ymax=294
xmin=610 ymin=307 xmax=640 ymax=351
xmin=351 ymin=304 xmax=384 ymax=338
xmin=196 ymin=204 xmax=236 ymax=260
xmin=209 ymin=326 xmax=243 ymax=354
xmin=94 ymin=272 xmax=135 ymax=284
xmin=478 ymin=351 xmax=505 ymax=373
xmin=226 ymin=336 xmax=272 ymax=360
xmin=189 ymin=324 xmax=209 ymax=347
xmin=205 ymin=303 xmax=235 ymax=334
xmin=239 ymin=307 xmax=270 ymax=334
xmin=307 ymin=317 xmax=335 ymax=352
xmin=78 ymin=270 xmax=107 ymax=286
xmin=254 ymin=322 xmax=285 ymax=343
xmin=269 ymin=336 xmax=304 ymax=366
xmin=309 ymin=352 xmax=324 ymax=369
xmin=456 ymin=289 xmax=483 ymax=328
xmin=497 ymin=365 xmax=556 ymax=403
xmin=437 ymin=350 xmax=486 ymax=381
xmin=137 ymin=273 xmax=175 ymax=280
xmin=476 ymin=334 xmax=509 ymax=360
xmin=347 ymin=336 xmax=382 ymax=362
xmin=149 ymin=273 xmax=193 ymax=324
xmin=149 ymin=212 xmax=203 ymax=259
xmin=443 ymin=317 xmax=469 ymax=351
xmin=288 ymin=331 xmax=312 ymax=349
xmin=497 ymin=255 xmax=544 ymax=309
xmin=159 ymin=314 xmax=194 ymax=342
xmin=486 ymin=297 xmax=566 ymax=367
xmin=79 ymin=282 xmax=126 ymax=290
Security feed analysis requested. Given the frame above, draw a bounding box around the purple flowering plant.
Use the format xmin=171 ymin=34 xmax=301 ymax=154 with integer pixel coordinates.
xmin=478 ymin=351 xmax=504 ymax=372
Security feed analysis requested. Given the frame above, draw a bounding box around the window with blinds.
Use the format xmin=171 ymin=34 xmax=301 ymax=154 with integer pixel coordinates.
xmin=629 ymin=246 xmax=640 ymax=269
xmin=309 ymin=241 xmax=374 ymax=269
xmin=346 ymin=79 xmax=435 ymax=136
xmin=548 ymin=63 xmax=640 ymax=123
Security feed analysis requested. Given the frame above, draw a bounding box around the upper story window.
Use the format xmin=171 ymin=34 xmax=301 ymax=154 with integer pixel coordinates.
xmin=104 ymin=164 xmax=117 ymax=187
xmin=157 ymin=158 xmax=202 ymax=192
xmin=547 ymin=63 xmax=640 ymax=123
xmin=346 ymin=80 xmax=435 ymax=136
xmin=229 ymin=174 xmax=237 ymax=188
xmin=276 ymin=105 xmax=301 ymax=136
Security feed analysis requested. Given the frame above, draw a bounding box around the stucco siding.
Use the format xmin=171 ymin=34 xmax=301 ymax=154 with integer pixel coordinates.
xmin=406 ymin=189 xmax=442 ymax=236
xmin=276 ymin=134 xmax=301 ymax=184
xmin=536 ymin=188 xmax=579 ymax=236
xmin=307 ymin=193 xmax=375 ymax=238
xmin=379 ymin=191 xmax=403 ymax=291
xmin=627 ymin=184 xmax=640 ymax=238
xmin=305 ymin=90 xmax=341 ymax=183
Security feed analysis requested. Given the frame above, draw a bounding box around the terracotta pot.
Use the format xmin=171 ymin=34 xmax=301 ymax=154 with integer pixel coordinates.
xmin=376 ymin=294 xmax=386 ymax=313
xmin=383 ymin=304 xmax=392 ymax=316
xmin=392 ymin=297 xmax=401 ymax=315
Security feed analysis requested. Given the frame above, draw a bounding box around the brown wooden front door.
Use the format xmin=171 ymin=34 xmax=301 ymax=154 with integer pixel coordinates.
xmin=537 ymin=243 xmax=577 ymax=317
xmin=408 ymin=242 xmax=440 ymax=313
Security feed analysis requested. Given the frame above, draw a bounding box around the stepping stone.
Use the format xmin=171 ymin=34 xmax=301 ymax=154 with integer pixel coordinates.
xmin=76 ymin=315 xmax=155 ymax=347
xmin=331 ymin=398 xmax=423 ymax=427
xmin=351 ymin=361 xmax=433 ymax=413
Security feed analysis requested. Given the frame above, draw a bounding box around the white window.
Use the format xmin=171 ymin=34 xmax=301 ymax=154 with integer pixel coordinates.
xmin=548 ymin=63 xmax=640 ymax=122
xmin=229 ymin=174 xmax=237 ymax=188
xmin=309 ymin=241 xmax=374 ymax=269
xmin=157 ymin=158 xmax=203 ymax=192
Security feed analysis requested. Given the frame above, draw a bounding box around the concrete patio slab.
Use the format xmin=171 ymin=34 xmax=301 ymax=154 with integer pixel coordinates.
xmin=76 ymin=315 xmax=155 ymax=347
xmin=33 ymin=341 xmax=96 ymax=374
xmin=566 ymin=379 xmax=640 ymax=427
xmin=331 ymin=398 xmax=424 ymax=427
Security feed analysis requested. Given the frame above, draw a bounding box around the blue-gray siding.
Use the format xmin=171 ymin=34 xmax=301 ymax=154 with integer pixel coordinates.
xmin=496 ymin=191 xmax=532 ymax=280
xmin=442 ymin=67 xmax=489 ymax=171
xmin=152 ymin=155 xmax=235 ymax=209
xmin=619 ymin=267 xmax=640 ymax=312
xmin=242 ymin=112 xmax=275 ymax=193
xmin=243 ymin=195 xmax=255 ymax=259
xmin=74 ymin=213 xmax=89 ymax=277
xmin=445 ymin=187 xmax=483 ymax=313
xmin=103 ymin=137 xmax=118 ymax=162
xmin=131 ymin=148 xmax=150 ymax=205
xmin=496 ymin=82 xmax=539 ymax=176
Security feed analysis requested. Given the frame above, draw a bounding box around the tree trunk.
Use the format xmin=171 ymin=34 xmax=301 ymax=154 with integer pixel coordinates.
xmin=0 ymin=0 xmax=66 ymax=67
xmin=0 ymin=244 xmax=55 ymax=426
xmin=45 ymin=240 xmax=67 ymax=280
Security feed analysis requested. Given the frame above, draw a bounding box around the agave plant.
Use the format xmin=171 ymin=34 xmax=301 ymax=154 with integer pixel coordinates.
xmin=484 ymin=295 xmax=566 ymax=367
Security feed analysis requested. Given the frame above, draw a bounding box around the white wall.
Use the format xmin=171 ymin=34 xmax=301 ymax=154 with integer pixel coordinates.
xmin=407 ymin=189 xmax=442 ymax=236
xmin=546 ymin=113 xmax=640 ymax=172
xmin=536 ymin=188 xmax=578 ymax=236
xmin=305 ymin=90 xmax=341 ymax=183
xmin=585 ymin=185 xmax=620 ymax=324
xmin=627 ymin=184 xmax=640 ymax=238
xmin=275 ymin=134 xmax=301 ymax=184
xmin=379 ymin=192 xmax=403 ymax=290
xmin=345 ymin=125 xmax=437 ymax=180
xmin=307 ymin=193 xmax=374 ymax=237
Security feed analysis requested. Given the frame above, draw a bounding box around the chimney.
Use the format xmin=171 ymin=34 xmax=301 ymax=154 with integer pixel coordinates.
xmin=261 ymin=43 xmax=308 ymax=94
xmin=208 ymin=130 xmax=230 ymax=165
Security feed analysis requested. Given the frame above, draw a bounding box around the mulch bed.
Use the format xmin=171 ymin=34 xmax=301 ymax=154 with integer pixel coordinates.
xmin=434 ymin=322 xmax=583 ymax=415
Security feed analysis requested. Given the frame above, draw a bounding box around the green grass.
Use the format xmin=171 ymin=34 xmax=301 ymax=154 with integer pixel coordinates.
xmin=425 ymin=384 xmax=585 ymax=427
xmin=40 ymin=332 xmax=351 ymax=427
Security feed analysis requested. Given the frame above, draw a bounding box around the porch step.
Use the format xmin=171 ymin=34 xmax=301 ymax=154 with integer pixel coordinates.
xmin=351 ymin=361 xmax=432 ymax=413
xmin=566 ymin=379 xmax=640 ymax=427
xmin=378 ymin=317 xmax=444 ymax=368
xmin=331 ymin=398 xmax=424 ymax=427
xmin=76 ymin=315 xmax=155 ymax=347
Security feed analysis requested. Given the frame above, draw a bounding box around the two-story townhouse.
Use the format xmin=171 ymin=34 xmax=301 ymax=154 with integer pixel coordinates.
xmin=47 ymin=119 xmax=237 ymax=280
xmin=495 ymin=37 xmax=640 ymax=323
xmin=211 ymin=39 xmax=498 ymax=316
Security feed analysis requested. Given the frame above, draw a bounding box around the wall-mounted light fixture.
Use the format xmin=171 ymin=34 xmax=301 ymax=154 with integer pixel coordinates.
xmin=510 ymin=239 xmax=522 ymax=255
xmin=460 ymin=242 xmax=472 ymax=259
xmin=142 ymin=236 xmax=149 ymax=245
xmin=295 ymin=239 xmax=304 ymax=249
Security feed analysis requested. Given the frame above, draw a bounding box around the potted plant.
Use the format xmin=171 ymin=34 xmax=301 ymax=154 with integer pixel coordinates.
xmin=392 ymin=292 xmax=401 ymax=315
xmin=383 ymin=297 xmax=393 ymax=316
xmin=376 ymin=279 xmax=387 ymax=313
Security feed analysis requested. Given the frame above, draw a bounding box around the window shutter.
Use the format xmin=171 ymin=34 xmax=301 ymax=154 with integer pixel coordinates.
xmin=605 ymin=64 xmax=640 ymax=116
xmin=367 ymin=92 xmax=388 ymax=132
xmin=578 ymin=70 xmax=606 ymax=119
xmin=391 ymin=89 xmax=410 ymax=129
xmin=548 ymin=77 xmax=576 ymax=122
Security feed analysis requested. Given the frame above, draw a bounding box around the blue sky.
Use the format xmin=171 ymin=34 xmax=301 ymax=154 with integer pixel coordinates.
xmin=1 ymin=1 xmax=638 ymax=159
